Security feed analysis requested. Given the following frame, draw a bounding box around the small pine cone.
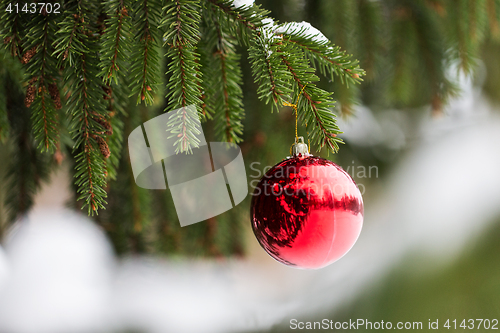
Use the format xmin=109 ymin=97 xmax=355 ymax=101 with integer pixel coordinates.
xmin=54 ymin=98 xmax=62 ymax=110
xmin=93 ymin=114 xmax=113 ymax=136
xmin=95 ymin=136 xmax=111 ymax=159
xmin=102 ymin=85 xmax=112 ymax=100
xmin=21 ymin=47 xmax=37 ymax=64
xmin=103 ymin=121 xmax=113 ymax=136
xmin=25 ymin=84 xmax=36 ymax=108
xmin=99 ymin=119 xmax=113 ymax=136
xmin=48 ymin=83 xmax=61 ymax=108
xmin=48 ymin=83 xmax=62 ymax=110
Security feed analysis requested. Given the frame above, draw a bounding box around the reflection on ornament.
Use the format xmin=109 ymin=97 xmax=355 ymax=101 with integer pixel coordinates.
xmin=250 ymin=152 xmax=363 ymax=269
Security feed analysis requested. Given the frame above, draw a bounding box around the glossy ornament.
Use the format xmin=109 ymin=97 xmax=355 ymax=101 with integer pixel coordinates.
xmin=250 ymin=152 xmax=363 ymax=269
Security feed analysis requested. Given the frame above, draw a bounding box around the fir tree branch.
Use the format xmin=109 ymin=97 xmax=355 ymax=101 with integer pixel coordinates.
xmin=106 ymin=112 xmax=124 ymax=181
xmin=70 ymin=51 xmax=109 ymax=214
xmin=206 ymin=0 xmax=258 ymax=32
xmin=99 ymin=0 xmax=130 ymax=180
xmin=53 ymin=9 xmax=86 ymax=65
xmin=277 ymin=25 xmax=365 ymax=86
xmin=23 ymin=11 xmax=61 ymax=152
xmin=2 ymin=70 xmax=52 ymax=223
xmin=215 ymin=43 xmax=244 ymax=143
xmin=283 ymin=3 xmax=363 ymax=115
xmin=163 ymin=0 xmax=201 ymax=109
xmin=5 ymin=117 xmax=52 ymax=223
xmin=0 ymin=1 xmax=27 ymax=59
xmin=103 ymin=77 xmax=127 ymax=181
xmin=54 ymin=0 xmax=109 ymax=214
xmin=248 ymin=34 xmax=292 ymax=112
xmin=100 ymin=0 xmax=132 ymax=85
xmin=248 ymin=18 xmax=363 ymax=148
xmin=278 ymin=41 xmax=343 ymax=152
xmin=198 ymin=13 xmax=218 ymax=119
xmin=197 ymin=72 xmax=211 ymax=120
xmin=163 ymin=0 xmax=203 ymax=153
xmin=129 ymin=0 xmax=162 ymax=105
xmin=210 ymin=7 xmax=245 ymax=143
xmin=205 ymin=0 xmax=270 ymax=45
xmin=357 ymin=0 xmax=382 ymax=79
xmin=445 ymin=0 xmax=487 ymax=74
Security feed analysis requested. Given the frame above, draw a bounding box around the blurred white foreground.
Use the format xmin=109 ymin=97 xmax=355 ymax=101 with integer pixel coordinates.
xmin=1 ymin=80 xmax=500 ymax=333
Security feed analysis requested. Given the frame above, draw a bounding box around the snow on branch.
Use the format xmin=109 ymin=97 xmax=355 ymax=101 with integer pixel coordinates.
xmin=276 ymin=21 xmax=330 ymax=44
xmin=232 ymin=0 xmax=255 ymax=9
xmin=261 ymin=20 xmax=365 ymax=85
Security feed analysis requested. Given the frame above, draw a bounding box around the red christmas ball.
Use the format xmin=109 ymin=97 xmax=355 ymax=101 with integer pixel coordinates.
xmin=250 ymin=154 xmax=364 ymax=269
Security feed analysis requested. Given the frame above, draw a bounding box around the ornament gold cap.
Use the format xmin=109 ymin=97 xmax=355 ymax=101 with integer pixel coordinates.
xmin=291 ymin=136 xmax=310 ymax=157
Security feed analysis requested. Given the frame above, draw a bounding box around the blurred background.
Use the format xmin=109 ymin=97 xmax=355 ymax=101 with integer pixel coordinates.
xmin=1 ymin=0 xmax=500 ymax=332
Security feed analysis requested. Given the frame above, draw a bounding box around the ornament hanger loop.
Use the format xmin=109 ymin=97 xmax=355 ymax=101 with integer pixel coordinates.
xmin=284 ymin=85 xmax=311 ymax=156
xmin=283 ymin=84 xmax=308 ymax=141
